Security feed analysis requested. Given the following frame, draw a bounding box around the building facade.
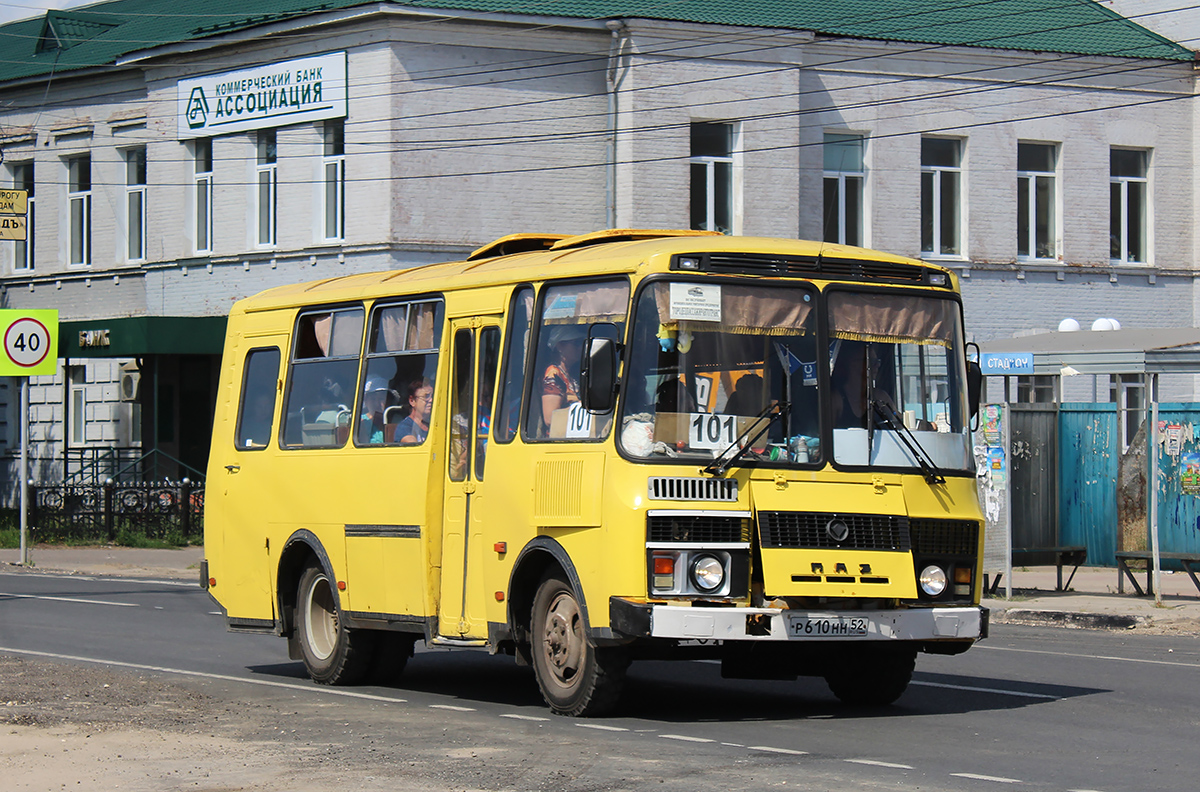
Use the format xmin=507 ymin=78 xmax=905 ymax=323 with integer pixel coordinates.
xmin=0 ymin=0 xmax=1195 ymax=495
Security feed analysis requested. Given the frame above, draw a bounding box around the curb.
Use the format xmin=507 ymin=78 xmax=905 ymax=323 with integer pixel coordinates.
xmin=991 ymin=608 xmax=1146 ymax=631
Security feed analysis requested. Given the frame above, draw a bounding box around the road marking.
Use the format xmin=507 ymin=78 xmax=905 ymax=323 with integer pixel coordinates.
xmin=0 ymin=592 xmax=138 ymax=608
xmin=499 ymin=713 xmax=549 ymax=722
xmin=982 ymin=644 xmax=1200 ymax=669
xmin=749 ymin=746 xmax=807 ymax=755
xmin=577 ymin=723 xmax=628 ymax=732
xmin=721 ymin=742 xmax=745 ymax=748
xmin=0 ymin=570 xmax=194 ymax=587
xmin=951 ymin=772 xmax=1022 ymax=783
xmin=429 ymin=704 xmax=475 ymax=712
xmin=911 ymin=680 xmax=1057 ymax=700
xmin=660 ymin=734 xmax=713 ymax=743
xmin=0 ymin=646 xmax=408 ymax=704
xmin=846 ymin=759 xmax=914 ymax=769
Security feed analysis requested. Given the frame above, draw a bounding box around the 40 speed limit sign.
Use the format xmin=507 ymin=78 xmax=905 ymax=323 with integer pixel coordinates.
xmin=0 ymin=310 xmax=58 ymax=376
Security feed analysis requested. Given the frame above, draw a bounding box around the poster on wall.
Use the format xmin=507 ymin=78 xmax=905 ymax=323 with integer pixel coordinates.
xmin=1182 ymin=452 xmax=1200 ymax=495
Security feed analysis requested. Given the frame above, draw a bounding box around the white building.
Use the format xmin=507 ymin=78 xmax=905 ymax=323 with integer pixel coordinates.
xmin=0 ymin=0 xmax=1196 ymax=495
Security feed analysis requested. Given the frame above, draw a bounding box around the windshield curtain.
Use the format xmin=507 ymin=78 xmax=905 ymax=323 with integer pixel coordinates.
xmin=619 ymin=281 xmax=822 ymax=465
xmin=828 ymin=290 xmax=971 ymax=472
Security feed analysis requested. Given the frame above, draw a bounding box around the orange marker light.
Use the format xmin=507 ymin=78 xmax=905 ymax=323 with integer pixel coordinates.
xmin=653 ymin=556 xmax=675 ymax=575
xmin=337 ymin=580 xmax=347 ymax=591
xmin=494 ymin=542 xmax=507 ymax=554
xmin=495 ymin=591 xmax=505 ymax=601
xmin=208 ymin=578 xmax=216 ymax=587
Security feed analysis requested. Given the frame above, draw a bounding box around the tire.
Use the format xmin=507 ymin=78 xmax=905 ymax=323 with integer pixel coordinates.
xmin=295 ymin=563 xmax=375 ymax=685
xmin=369 ymin=632 xmax=416 ymax=685
xmin=824 ymin=647 xmax=916 ymax=707
xmin=530 ymin=573 xmax=628 ymax=717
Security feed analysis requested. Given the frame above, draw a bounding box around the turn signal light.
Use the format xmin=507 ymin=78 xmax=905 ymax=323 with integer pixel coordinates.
xmin=654 ymin=557 xmax=675 ymax=575
xmin=954 ymin=567 xmax=972 ymax=584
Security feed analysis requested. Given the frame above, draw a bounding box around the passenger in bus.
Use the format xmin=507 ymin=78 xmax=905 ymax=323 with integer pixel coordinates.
xmin=357 ymin=377 xmax=393 ymax=445
xmin=540 ymin=326 xmax=584 ymax=428
xmin=396 ymin=378 xmax=433 ymax=444
xmin=723 ymin=373 xmax=764 ymax=415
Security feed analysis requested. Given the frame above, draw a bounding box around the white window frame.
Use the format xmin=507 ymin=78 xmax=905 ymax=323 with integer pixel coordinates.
xmin=71 ymin=384 xmax=86 ymax=444
xmin=124 ymin=147 xmax=147 ymax=262
xmin=689 ymin=121 xmax=740 ymax=235
xmin=323 ymin=120 xmax=345 ymax=242
xmin=67 ymin=154 xmax=92 ymax=266
xmin=1017 ymin=142 xmax=1058 ymax=262
xmin=193 ymin=138 xmax=213 ymax=255
xmin=920 ymin=137 xmax=964 ymax=259
xmin=1110 ymin=374 xmax=1145 ymax=452
xmin=11 ymin=161 xmax=34 ymax=272
xmin=256 ymin=130 xmax=277 ymax=247
xmin=1110 ymin=148 xmax=1149 ymax=265
xmin=823 ymin=133 xmax=865 ymax=247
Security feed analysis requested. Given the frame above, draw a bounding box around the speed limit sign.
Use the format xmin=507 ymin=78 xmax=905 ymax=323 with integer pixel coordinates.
xmin=0 ymin=310 xmax=58 ymax=376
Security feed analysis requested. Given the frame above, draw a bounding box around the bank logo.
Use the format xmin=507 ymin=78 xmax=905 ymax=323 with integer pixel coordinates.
xmin=186 ymin=87 xmax=209 ymax=129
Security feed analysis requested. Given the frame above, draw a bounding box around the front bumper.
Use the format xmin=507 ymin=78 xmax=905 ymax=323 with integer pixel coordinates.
xmin=610 ymin=597 xmax=986 ymax=643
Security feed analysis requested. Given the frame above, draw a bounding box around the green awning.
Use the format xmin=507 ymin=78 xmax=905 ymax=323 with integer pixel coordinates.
xmin=60 ymin=316 xmax=227 ymax=358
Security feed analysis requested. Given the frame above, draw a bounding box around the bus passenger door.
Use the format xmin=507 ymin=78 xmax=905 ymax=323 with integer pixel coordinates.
xmin=439 ymin=319 xmax=501 ymax=639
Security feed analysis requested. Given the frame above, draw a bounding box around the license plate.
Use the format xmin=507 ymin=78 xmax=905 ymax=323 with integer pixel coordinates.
xmin=788 ymin=616 xmax=869 ymax=638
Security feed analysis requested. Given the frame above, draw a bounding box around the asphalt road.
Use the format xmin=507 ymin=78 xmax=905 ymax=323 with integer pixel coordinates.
xmin=2 ymin=566 xmax=1197 ymax=791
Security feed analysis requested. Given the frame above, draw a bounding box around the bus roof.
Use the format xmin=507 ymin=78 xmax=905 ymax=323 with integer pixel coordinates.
xmin=233 ymin=230 xmax=948 ymax=314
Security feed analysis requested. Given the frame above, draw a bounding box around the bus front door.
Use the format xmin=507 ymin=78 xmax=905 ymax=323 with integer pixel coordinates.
xmin=438 ymin=319 xmax=502 ymax=639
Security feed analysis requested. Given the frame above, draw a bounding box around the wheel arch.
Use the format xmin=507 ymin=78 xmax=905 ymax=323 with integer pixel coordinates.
xmin=277 ymin=529 xmax=337 ymax=639
xmin=507 ymin=537 xmax=589 ymax=648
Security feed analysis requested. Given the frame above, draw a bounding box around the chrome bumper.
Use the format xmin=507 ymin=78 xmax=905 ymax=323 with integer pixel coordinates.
xmin=611 ymin=599 xmax=984 ymax=642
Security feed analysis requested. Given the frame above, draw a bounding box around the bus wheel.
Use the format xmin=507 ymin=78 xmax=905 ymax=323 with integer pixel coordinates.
xmin=296 ymin=563 xmax=374 ymax=685
xmin=824 ymin=647 xmax=916 ymax=706
xmin=531 ymin=574 xmax=627 ymax=717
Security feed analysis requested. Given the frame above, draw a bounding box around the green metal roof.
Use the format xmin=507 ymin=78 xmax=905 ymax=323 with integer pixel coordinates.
xmin=0 ymin=0 xmax=1191 ymax=87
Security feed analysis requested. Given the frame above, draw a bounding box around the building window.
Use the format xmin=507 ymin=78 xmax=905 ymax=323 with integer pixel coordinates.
xmin=67 ymin=154 xmax=91 ymax=265
xmin=256 ymin=129 xmax=277 ymax=246
xmin=1016 ymin=375 xmax=1055 ymax=404
xmin=194 ymin=139 xmax=213 ymax=254
xmin=125 ymin=147 xmax=147 ymax=261
xmin=823 ymin=133 xmax=864 ymax=247
xmin=11 ymin=162 xmax=33 ymax=271
xmin=1110 ymin=374 xmax=1145 ymax=451
xmin=920 ymin=138 xmax=962 ymax=257
xmin=690 ymin=122 xmax=734 ymax=234
xmin=1017 ymin=142 xmax=1057 ymax=260
xmin=1111 ymin=148 xmax=1148 ymax=264
xmin=69 ymin=366 xmax=86 ymax=444
xmin=323 ymin=120 xmax=345 ymax=241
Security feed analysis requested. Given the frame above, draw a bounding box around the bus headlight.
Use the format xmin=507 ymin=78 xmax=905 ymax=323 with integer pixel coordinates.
xmin=691 ymin=555 xmax=726 ymax=592
xmin=919 ymin=565 xmax=948 ymax=597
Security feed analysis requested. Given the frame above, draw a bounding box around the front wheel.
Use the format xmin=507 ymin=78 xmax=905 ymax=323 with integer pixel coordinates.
xmin=530 ymin=573 xmax=628 ymax=717
xmin=824 ymin=646 xmax=916 ymax=706
xmin=295 ymin=563 xmax=375 ymax=685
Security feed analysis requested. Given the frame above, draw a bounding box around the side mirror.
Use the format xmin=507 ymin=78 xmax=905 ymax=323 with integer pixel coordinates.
xmin=580 ymin=336 xmax=618 ymax=413
xmin=967 ymin=360 xmax=982 ymax=420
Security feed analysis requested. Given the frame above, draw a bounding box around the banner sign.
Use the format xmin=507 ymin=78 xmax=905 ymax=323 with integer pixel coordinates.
xmin=980 ymin=352 xmax=1033 ymax=376
xmin=178 ymin=51 xmax=347 ymax=138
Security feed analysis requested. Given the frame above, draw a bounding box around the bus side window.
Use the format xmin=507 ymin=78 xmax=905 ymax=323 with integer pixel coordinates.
xmin=495 ymin=286 xmax=533 ymax=444
xmin=235 ymin=348 xmax=281 ymax=449
xmin=361 ymin=300 xmax=443 ymax=446
xmin=282 ymin=307 xmax=364 ymax=448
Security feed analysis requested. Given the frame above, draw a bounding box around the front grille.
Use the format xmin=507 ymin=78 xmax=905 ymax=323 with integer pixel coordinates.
xmin=909 ymin=519 xmax=979 ymax=556
xmin=758 ymin=511 xmax=911 ymax=551
xmin=647 ymin=476 xmax=738 ymax=502
xmin=647 ymin=514 xmax=751 ymax=544
xmin=688 ymin=253 xmax=930 ymax=285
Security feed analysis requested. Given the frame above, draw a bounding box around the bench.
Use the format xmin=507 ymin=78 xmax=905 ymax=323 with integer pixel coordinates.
xmin=1115 ymin=551 xmax=1200 ymax=596
xmin=984 ymin=546 xmax=1088 ymax=594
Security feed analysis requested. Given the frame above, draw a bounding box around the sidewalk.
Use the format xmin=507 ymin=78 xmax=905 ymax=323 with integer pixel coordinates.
xmin=3 ymin=545 xmax=1198 ymax=633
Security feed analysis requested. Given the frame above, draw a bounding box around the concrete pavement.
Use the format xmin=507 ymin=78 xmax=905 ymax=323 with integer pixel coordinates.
xmin=3 ymin=544 xmax=1198 ymax=633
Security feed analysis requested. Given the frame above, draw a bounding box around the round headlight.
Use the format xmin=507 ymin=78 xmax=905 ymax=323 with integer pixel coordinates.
xmin=691 ymin=554 xmax=726 ymax=592
xmin=919 ymin=565 xmax=948 ymax=597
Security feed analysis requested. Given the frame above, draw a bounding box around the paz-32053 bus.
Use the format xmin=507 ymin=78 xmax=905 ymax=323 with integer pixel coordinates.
xmin=203 ymin=229 xmax=986 ymax=716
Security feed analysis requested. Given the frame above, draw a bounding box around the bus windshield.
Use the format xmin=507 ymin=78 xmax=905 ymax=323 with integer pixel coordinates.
xmin=619 ymin=281 xmax=822 ymax=465
xmin=618 ymin=281 xmax=971 ymax=474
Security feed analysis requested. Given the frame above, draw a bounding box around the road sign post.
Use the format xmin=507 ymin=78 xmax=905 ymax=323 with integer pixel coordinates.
xmin=0 ymin=310 xmax=59 ymax=565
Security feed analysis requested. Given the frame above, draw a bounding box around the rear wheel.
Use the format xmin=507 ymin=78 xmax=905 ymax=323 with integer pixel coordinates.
xmin=824 ymin=647 xmax=916 ymax=706
xmin=295 ymin=563 xmax=375 ymax=685
xmin=530 ymin=573 xmax=628 ymax=716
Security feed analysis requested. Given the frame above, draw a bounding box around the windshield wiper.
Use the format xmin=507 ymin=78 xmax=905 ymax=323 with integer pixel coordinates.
xmin=871 ymin=401 xmax=945 ymax=485
xmin=703 ymin=401 xmax=787 ymax=477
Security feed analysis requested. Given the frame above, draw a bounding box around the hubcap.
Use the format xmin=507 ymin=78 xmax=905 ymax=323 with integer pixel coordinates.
xmin=304 ymin=573 xmax=338 ymax=661
xmin=541 ymin=591 xmax=583 ymax=689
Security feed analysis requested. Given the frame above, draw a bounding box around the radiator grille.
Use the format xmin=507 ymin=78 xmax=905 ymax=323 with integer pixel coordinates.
xmin=697 ymin=253 xmax=929 ymax=284
xmin=758 ymin=512 xmax=911 ymax=551
xmin=647 ymin=514 xmax=751 ymax=544
xmin=647 ymin=476 xmax=738 ymax=502
xmin=909 ymin=519 xmax=979 ymax=556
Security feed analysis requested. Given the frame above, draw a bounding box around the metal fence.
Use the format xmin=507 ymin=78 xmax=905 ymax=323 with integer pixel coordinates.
xmin=29 ymin=480 xmax=203 ymax=543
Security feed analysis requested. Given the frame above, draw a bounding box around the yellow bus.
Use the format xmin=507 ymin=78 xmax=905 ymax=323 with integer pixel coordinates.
xmin=203 ymin=229 xmax=986 ymax=716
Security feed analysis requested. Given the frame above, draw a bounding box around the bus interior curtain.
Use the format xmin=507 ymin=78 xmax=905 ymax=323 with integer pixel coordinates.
xmin=828 ymin=292 xmax=955 ymax=346
xmin=653 ymin=283 xmax=813 ymax=333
